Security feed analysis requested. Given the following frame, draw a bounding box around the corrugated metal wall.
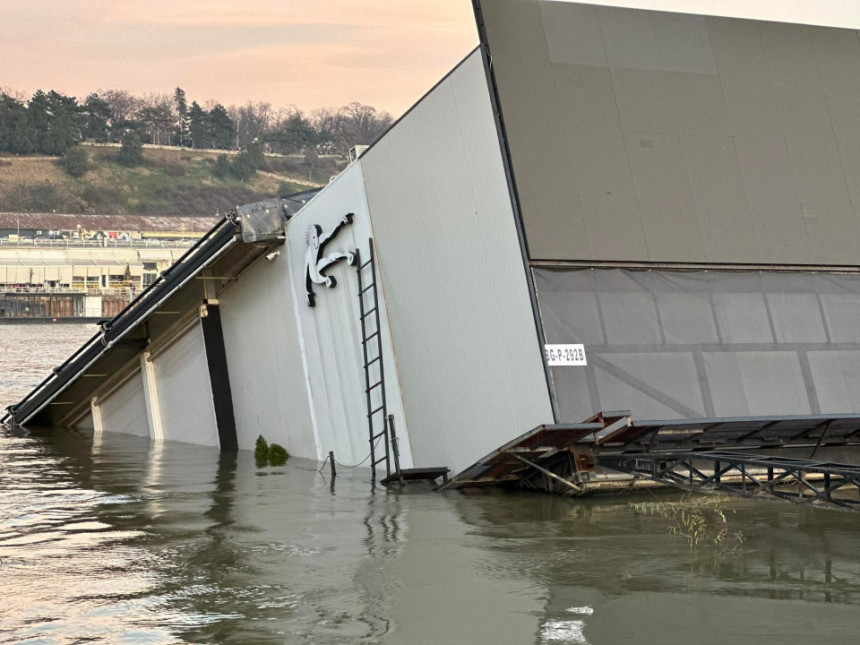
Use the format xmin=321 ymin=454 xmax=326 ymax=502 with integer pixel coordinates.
xmin=480 ymin=0 xmax=860 ymax=265
xmin=219 ymin=253 xmax=317 ymax=456
xmin=360 ymin=50 xmax=554 ymax=473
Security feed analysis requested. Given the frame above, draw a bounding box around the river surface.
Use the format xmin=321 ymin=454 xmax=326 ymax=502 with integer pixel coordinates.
xmin=1 ymin=323 xmax=859 ymax=644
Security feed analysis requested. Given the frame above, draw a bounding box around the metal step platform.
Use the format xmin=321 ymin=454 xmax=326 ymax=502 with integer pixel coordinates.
xmin=381 ymin=467 xmax=450 ymax=487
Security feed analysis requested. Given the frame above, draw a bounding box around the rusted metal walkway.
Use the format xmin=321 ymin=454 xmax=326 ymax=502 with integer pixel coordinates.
xmin=439 ymin=411 xmax=860 ymax=510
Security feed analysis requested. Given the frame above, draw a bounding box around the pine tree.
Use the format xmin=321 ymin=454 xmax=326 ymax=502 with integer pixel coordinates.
xmin=118 ymin=131 xmax=143 ymax=166
xmin=174 ymin=87 xmax=189 ymax=147
xmin=0 ymin=94 xmax=33 ymax=153
xmin=61 ymin=145 xmax=90 ymax=177
xmin=27 ymin=91 xmax=51 ymax=153
xmin=188 ymin=101 xmax=209 ymax=149
xmin=82 ymin=93 xmax=112 ymax=142
xmin=208 ymin=104 xmax=235 ymax=150
xmin=44 ymin=91 xmax=81 ymax=155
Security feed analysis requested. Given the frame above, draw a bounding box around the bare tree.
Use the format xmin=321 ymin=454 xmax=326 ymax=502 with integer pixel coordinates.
xmin=233 ymin=101 xmax=272 ymax=150
xmin=310 ymin=103 xmax=393 ymax=155
xmin=136 ymin=92 xmax=175 ymax=145
xmin=0 ymin=86 xmax=29 ymax=102
xmin=100 ymin=89 xmax=140 ymax=137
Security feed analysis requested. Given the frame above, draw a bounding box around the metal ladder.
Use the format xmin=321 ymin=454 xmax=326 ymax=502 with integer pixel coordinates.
xmin=356 ymin=238 xmax=390 ymax=481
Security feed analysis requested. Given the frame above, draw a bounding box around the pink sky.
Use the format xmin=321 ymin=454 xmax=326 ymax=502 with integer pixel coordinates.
xmin=7 ymin=0 xmax=860 ymax=118
xmin=0 ymin=0 xmax=479 ymax=117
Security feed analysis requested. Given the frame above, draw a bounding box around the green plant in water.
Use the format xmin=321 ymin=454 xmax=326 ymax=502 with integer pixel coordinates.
xmin=268 ymin=443 xmax=289 ymax=465
xmin=255 ymin=435 xmax=269 ymax=465
xmin=254 ymin=435 xmax=290 ymax=466
xmin=631 ymin=494 xmax=743 ymax=549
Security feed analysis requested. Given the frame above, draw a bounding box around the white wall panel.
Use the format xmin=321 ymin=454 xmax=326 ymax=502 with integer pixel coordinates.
xmin=218 ymin=252 xmax=317 ymax=457
xmin=98 ymin=370 xmax=150 ymax=437
xmin=360 ymin=50 xmax=554 ymax=474
xmin=481 ymin=0 xmax=860 ymax=265
xmin=285 ymin=163 xmax=413 ymax=467
xmin=152 ymin=322 xmax=219 ymax=447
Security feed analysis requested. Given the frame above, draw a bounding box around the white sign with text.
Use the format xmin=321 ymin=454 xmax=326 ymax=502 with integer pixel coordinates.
xmin=544 ymin=344 xmax=587 ymax=366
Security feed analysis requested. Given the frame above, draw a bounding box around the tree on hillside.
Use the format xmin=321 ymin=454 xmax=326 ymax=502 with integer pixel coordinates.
xmin=209 ymin=104 xmax=235 ymax=149
xmin=231 ymin=151 xmax=257 ymax=182
xmin=27 ymin=91 xmax=52 ymax=153
xmin=188 ymin=101 xmax=210 ymax=149
xmin=0 ymin=93 xmax=35 ymax=154
xmin=229 ymin=139 xmax=266 ymax=182
xmin=81 ymin=93 xmax=112 ymax=142
xmin=174 ymin=87 xmax=189 ymax=147
xmin=118 ymin=131 xmax=143 ymax=166
xmin=18 ymin=90 xmax=81 ymax=156
xmin=212 ymin=154 xmax=231 ymax=178
xmin=60 ymin=145 xmax=90 ymax=177
xmin=267 ymin=110 xmax=318 ymax=154
xmin=101 ymin=89 xmax=139 ymax=139
xmin=136 ymin=93 xmax=174 ymax=145
xmin=232 ymin=101 xmax=272 ymax=150
xmin=45 ymin=91 xmax=82 ymax=155
xmin=311 ymin=103 xmax=392 ymax=155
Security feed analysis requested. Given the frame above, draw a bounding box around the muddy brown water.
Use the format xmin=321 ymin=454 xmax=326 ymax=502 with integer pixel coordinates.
xmin=1 ymin=323 xmax=858 ymax=644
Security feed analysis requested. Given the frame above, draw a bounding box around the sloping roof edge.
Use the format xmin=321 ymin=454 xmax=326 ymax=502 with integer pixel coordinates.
xmin=3 ymin=218 xmax=239 ymax=426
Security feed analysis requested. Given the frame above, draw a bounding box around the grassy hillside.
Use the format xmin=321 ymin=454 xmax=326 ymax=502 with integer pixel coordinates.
xmin=0 ymin=146 xmax=346 ymax=215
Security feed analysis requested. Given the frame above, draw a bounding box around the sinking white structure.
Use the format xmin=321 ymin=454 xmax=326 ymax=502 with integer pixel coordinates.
xmin=10 ymin=2 xmax=860 ymax=480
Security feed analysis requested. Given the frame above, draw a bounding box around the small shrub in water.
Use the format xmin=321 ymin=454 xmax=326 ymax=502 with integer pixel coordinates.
xmin=268 ymin=443 xmax=289 ymax=465
xmin=254 ymin=435 xmax=269 ymax=463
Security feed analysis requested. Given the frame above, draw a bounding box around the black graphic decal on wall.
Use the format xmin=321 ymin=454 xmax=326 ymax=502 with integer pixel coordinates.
xmin=305 ymin=212 xmax=356 ymax=307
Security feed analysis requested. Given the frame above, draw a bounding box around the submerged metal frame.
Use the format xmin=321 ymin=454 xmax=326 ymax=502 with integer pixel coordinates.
xmin=443 ymin=410 xmax=860 ymax=508
xmin=600 ymin=450 xmax=860 ymax=511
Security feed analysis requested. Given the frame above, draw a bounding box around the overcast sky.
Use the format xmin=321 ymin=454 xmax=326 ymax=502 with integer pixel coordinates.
xmin=3 ymin=1 xmax=860 ymax=118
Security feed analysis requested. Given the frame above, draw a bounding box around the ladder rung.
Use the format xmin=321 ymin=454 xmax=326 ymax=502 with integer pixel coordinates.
xmin=371 ymin=430 xmax=387 ymax=440
xmin=366 ymin=381 xmax=382 ymax=393
xmin=363 ymin=331 xmax=379 ymax=344
xmin=365 ymin=355 xmax=381 ymax=367
xmin=360 ymin=283 xmax=375 ymax=295
xmin=368 ymin=405 xmax=384 ymax=417
xmin=372 ymin=457 xmax=386 ymax=466
xmin=361 ymin=307 xmax=377 ymax=319
xmin=360 ymin=259 xmax=373 ymax=270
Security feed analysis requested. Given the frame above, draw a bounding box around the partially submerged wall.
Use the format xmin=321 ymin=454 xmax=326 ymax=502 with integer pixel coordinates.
xmin=219 ymin=254 xmax=316 ymax=455
xmin=284 ymin=163 xmax=413 ymax=467
xmin=360 ymin=49 xmax=553 ymax=472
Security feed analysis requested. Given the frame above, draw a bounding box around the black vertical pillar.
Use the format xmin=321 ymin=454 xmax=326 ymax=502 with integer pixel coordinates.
xmin=200 ymin=302 xmax=238 ymax=450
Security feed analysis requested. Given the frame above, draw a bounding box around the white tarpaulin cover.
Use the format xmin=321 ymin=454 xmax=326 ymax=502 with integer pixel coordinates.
xmin=535 ymin=267 xmax=860 ymax=421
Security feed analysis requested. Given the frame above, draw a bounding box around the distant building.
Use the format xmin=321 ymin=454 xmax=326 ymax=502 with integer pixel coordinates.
xmin=0 ymin=213 xmax=218 ymax=242
xmin=9 ymin=2 xmax=860 ymax=481
xmin=0 ymin=213 xmax=218 ymax=318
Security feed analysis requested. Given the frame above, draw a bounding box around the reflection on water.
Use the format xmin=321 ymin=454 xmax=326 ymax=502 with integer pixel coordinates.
xmin=1 ymin=425 xmax=859 ymax=644
xmin=1 ymin=324 xmax=859 ymax=644
xmin=0 ymin=323 xmax=96 ymax=412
